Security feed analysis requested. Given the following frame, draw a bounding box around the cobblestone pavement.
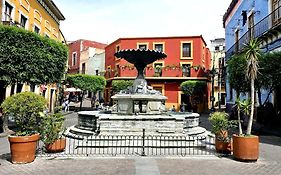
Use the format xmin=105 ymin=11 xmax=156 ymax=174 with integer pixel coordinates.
xmin=1 ymin=113 xmax=281 ymax=175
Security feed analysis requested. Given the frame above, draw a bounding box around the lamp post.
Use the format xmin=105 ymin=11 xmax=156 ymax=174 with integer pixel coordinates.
xmin=211 ymin=57 xmax=216 ymax=112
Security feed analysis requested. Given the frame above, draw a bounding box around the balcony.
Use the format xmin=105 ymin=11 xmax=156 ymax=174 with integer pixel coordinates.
xmin=226 ymin=6 xmax=281 ymax=59
xmin=104 ymin=65 xmax=208 ymax=80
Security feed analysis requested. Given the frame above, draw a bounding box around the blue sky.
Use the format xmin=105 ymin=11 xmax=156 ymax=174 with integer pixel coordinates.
xmin=54 ymin=0 xmax=232 ymax=46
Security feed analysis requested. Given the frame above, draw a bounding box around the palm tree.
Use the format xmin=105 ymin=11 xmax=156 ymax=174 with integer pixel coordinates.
xmin=244 ymin=39 xmax=260 ymax=135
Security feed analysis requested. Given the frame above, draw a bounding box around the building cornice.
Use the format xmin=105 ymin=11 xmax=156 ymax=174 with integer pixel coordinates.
xmin=37 ymin=0 xmax=65 ymax=24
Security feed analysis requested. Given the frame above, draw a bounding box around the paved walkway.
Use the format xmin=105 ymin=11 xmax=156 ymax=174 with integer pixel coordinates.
xmin=1 ymin=112 xmax=281 ymax=174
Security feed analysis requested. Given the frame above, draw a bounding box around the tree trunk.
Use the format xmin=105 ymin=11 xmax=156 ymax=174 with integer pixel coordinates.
xmin=247 ymin=78 xmax=255 ymax=135
xmin=237 ymin=105 xmax=243 ymax=135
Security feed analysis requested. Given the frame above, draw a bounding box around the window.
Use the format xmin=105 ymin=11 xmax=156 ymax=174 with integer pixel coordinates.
xmin=115 ymin=44 xmax=120 ymax=60
xmin=235 ymin=29 xmax=239 ymax=52
xmin=4 ymin=2 xmax=13 ymax=21
xmin=137 ymin=43 xmax=149 ymax=50
xmin=215 ymin=46 xmax=220 ymax=51
xmin=34 ymin=25 xmax=40 ymax=34
xmin=181 ymin=42 xmax=192 ymax=59
xmin=20 ymin=14 xmax=27 ymax=28
xmin=138 ymin=44 xmax=147 ymax=50
xmin=72 ymin=52 xmax=77 ymax=66
xmin=82 ymin=63 xmax=86 ymax=74
xmin=153 ymin=62 xmax=163 ymax=76
xmin=248 ymin=13 xmax=254 ymax=39
xmin=181 ymin=63 xmax=191 ymax=77
xmin=95 ymin=70 xmax=99 ymax=75
xmin=154 ymin=43 xmax=163 ymax=52
xmin=116 ymin=45 xmax=120 ymax=52
xmin=273 ymin=0 xmax=281 ymax=24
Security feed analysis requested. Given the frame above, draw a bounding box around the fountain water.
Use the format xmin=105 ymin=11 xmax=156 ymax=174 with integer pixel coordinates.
xmin=65 ymin=49 xmax=206 ymax=137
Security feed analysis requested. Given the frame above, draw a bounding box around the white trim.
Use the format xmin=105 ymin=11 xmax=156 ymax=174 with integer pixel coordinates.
xmin=45 ymin=20 xmax=51 ymax=31
xmin=52 ymin=28 xmax=58 ymax=38
xmin=20 ymin=0 xmax=30 ymax=12
xmin=247 ymin=8 xmax=255 ymax=18
xmin=44 ymin=32 xmax=50 ymax=38
xmin=34 ymin=9 xmax=42 ymax=23
xmin=2 ymin=0 xmax=16 ymax=22
xmin=18 ymin=10 xmax=29 ymax=30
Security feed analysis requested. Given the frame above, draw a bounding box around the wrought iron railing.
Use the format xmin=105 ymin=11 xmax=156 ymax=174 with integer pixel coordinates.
xmin=226 ymin=6 xmax=281 ymax=59
xmin=37 ymin=131 xmax=216 ymax=157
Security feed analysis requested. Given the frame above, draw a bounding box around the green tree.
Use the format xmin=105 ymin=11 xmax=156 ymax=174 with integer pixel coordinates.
xmin=112 ymin=80 xmax=133 ymax=94
xmin=227 ymin=54 xmax=250 ymax=96
xmin=258 ymin=52 xmax=281 ymax=105
xmin=180 ymin=80 xmax=206 ymax=96
xmin=0 ymin=25 xmax=68 ymax=134
xmin=244 ymin=39 xmax=261 ymax=135
xmin=67 ymin=74 xmax=106 ymax=110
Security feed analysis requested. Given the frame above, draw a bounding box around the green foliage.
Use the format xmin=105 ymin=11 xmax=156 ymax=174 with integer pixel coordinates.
xmin=0 ymin=24 xmax=68 ymax=85
xmin=258 ymin=52 xmax=281 ymax=90
xmin=227 ymin=54 xmax=250 ymax=94
xmin=209 ymin=112 xmax=237 ymax=136
xmin=112 ymin=80 xmax=133 ymax=94
xmin=180 ymin=80 xmax=206 ymax=96
xmin=67 ymin=74 xmax=106 ymax=93
xmin=243 ymin=39 xmax=260 ymax=135
xmin=40 ymin=112 xmax=65 ymax=145
xmin=1 ymin=92 xmax=46 ymax=136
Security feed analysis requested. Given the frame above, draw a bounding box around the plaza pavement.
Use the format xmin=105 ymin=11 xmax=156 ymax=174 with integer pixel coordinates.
xmin=1 ymin=107 xmax=281 ymax=174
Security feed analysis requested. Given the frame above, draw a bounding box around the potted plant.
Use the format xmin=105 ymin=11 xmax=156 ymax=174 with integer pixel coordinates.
xmin=154 ymin=65 xmax=162 ymax=76
xmin=40 ymin=110 xmax=66 ymax=152
xmin=232 ymin=39 xmax=261 ymax=162
xmin=209 ymin=112 xmax=236 ymax=153
xmin=1 ymin=92 xmax=46 ymax=163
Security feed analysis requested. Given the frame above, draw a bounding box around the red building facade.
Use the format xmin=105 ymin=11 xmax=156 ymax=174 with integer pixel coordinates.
xmin=68 ymin=39 xmax=107 ymax=74
xmin=105 ymin=36 xmax=211 ymax=112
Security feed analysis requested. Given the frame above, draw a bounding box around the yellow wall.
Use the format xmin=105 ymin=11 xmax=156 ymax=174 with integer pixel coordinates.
xmin=2 ymin=0 xmax=65 ymax=111
xmin=2 ymin=0 xmax=61 ymax=41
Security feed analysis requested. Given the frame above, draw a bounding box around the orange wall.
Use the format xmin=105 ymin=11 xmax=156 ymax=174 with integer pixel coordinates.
xmin=105 ymin=36 xmax=210 ymax=79
xmin=105 ymin=36 xmax=211 ymax=112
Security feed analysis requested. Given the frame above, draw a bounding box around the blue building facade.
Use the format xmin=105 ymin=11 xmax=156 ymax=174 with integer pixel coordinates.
xmin=223 ymin=0 xmax=281 ymax=110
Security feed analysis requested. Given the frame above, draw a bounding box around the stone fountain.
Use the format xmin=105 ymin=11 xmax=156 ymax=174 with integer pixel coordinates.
xmin=65 ymin=49 xmax=206 ymax=137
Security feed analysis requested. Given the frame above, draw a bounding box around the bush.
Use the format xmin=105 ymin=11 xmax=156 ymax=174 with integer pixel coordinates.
xmin=1 ymin=92 xmax=46 ymax=136
xmin=40 ymin=112 xmax=65 ymax=145
xmin=209 ymin=112 xmax=237 ymax=140
xmin=112 ymin=80 xmax=133 ymax=94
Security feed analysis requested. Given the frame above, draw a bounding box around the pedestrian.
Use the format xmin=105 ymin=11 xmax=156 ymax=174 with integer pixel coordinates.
xmin=63 ymin=99 xmax=70 ymax=112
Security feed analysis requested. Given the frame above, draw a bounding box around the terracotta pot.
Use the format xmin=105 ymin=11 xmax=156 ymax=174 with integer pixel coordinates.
xmin=216 ymin=130 xmax=228 ymax=139
xmin=233 ymin=134 xmax=259 ymax=161
xmin=8 ymin=134 xmax=40 ymax=164
xmin=215 ymin=139 xmax=232 ymax=154
xmin=46 ymin=138 xmax=66 ymax=153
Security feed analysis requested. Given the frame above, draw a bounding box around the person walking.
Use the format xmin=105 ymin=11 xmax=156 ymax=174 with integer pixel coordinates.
xmin=63 ymin=99 xmax=70 ymax=112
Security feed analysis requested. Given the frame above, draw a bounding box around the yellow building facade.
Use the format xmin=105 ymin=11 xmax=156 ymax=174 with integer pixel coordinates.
xmin=1 ymin=0 xmax=65 ymax=111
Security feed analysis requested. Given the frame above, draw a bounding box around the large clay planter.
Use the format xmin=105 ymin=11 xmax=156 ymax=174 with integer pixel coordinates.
xmin=45 ymin=138 xmax=66 ymax=153
xmin=233 ymin=134 xmax=259 ymax=161
xmin=8 ymin=134 xmax=40 ymax=164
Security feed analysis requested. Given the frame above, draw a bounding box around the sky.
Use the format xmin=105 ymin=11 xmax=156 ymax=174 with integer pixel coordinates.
xmin=54 ymin=0 xmax=232 ymax=46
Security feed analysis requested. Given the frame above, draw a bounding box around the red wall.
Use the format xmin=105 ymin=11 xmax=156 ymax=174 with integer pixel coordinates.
xmin=105 ymin=36 xmax=211 ymax=112
xmin=105 ymin=36 xmax=210 ymax=78
xmin=68 ymin=40 xmax=107 ymax=74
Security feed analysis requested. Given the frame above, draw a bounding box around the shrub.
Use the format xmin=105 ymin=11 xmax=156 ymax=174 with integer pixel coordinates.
xmin=1 ymin=92 xmax=46 ymax=136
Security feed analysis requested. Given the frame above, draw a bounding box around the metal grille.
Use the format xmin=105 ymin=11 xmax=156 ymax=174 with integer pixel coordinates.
xmin=37 ymin=130 xmax=216 ymax=157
